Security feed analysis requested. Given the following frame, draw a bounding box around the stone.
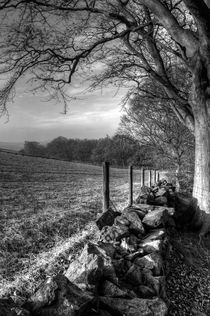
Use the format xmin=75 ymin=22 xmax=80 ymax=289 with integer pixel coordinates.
xmin=129 ymin=234 xmax=140 ymax=247
xmin=25 ymin=274 xmax=92 ymax=316
xmin=137 ymin=204 xmax=155 ymax=213
xmin=134 ymin=253 xmax=163 ymax=275
xmin=135 ymin=285 xmax=156 ymax=298
xmin=100 ymin=224 xmax=129 ymax=243
xmin=113 ymin=257 xmax=132 ymax=277
xmin=96 ymin=208 xmax=121 ymax=230
xmin=99 ymin=297 xmax=168 ymax=316
xmin=142 ymin=269 xmax=166 ymax=298
xmin=10 ymin=308 xmax=30 ymax=316
xmin=153 ymin=196 xmax=168 ymax=206
xmin=97 ymin=242 xmax=116 ymax=258
xmin=135 ymin=186 xmax=151 ymax=204
xmin=76 ymin=299 xmax=114 ymax=316
xmin=139 ymin=239 xmax=162 ymax=254
xmin=65 ymin=243 xmax=116 ymax=287
xmin=120 ymin=238 xmax=136 ymax=252
xmin=123 ymin=211 xmax=145 ymax=234
xmin=155 ymin=187 xmax=167 ymax=197
xmin=100 ymin=280 xmax=134 ymax=298
xmin=142 ymin=208 xmax=169 ymax=228
xmin=136 ymin=196 xmax=148 ymax=204
xmin=123 ymin=264 xmax=142 ymax=285
xmin=155 ymin=206 xmax=174 ymax=216
xmin=0 ymin=299 xmax=31 ymax=316
xmin=143 ymin=229 xmax=166 ymax=242
xmin=114 ymin=215 xmax=130 ymax=226
xmin=125 ymin=249 xmax=144 ymax=261
xmin=123 ymin=206 xmax=147 ymax=220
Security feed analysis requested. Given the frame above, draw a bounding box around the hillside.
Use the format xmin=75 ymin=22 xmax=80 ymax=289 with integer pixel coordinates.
xmin=0 ymin=151 xmax=144 ymax=298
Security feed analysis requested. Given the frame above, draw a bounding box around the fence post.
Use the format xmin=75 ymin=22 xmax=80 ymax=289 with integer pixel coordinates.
xmin=154 ymin=170 xmax=157 ymax=184
xmin=152 ymin=169 xmax=156 ymax=186
xmin=103 ymin=161 xmax=110 ymax=212
xmin=142 ymin=168 xmax=146 ymax=187
xmin=157 ymin=171 xmax=160 ymax=182
xmin=149 ymin=169 xmax=152 ymax=187
xmin=128 ymin=165 xmax=133 ymax=206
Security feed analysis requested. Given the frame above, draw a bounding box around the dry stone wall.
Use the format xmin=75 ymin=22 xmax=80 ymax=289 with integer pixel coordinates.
xmin=1 ymin=182 xmax=176 ymax=316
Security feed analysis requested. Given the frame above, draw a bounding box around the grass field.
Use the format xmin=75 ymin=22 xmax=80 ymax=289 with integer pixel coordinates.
xmin=0 ymin=150 xmax=144 ymax=299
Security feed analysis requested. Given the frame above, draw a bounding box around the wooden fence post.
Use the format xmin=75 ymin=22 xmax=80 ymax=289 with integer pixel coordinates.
xmin=128 ymin=165 xmax=133 ymax=206
xmin=103 ymin=161 xmax=110 ymax=212
xmin=140 ymin=167 xmax=143 ymax=187
xmin=157 ymin=171 xmax=160 ymax=182
xmin=142 ymin=168 xmax=146 ymax=187
xmin=152 ymin=169 xmax=156 ymax=186
xmin=154 ymin=170 xmax=157 ymax=184
xmin=149 ymin=169 xmax=152 ymax=187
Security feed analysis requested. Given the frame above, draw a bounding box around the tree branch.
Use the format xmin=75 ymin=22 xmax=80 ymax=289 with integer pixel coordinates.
xmin=140 ymin=0 xmax=198 ymax=58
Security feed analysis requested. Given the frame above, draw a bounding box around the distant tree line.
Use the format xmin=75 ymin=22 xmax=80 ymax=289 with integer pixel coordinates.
xmin=20 ymin=134 xmax=159 ymax=168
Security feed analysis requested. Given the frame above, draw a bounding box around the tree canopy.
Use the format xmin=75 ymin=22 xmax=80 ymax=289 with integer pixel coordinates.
xmin=0 ymin=0 xmax=202 ymax=127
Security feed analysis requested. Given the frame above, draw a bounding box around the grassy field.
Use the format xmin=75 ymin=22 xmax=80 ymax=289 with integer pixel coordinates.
xmin=0 ymin=151 xmax=144 ymax=299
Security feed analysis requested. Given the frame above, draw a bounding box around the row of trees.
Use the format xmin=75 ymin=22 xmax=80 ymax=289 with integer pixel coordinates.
xmin=21 ymin=95 xmax=195 ymax=191
xmin=21 ymin=135 xmax=155 ymax=167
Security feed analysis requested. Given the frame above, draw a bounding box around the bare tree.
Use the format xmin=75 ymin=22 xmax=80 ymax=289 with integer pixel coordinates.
xmin=0 ymin=0 xmax=210 ymax=233
xmin=119 ymin=92 xmax=195 ymax=191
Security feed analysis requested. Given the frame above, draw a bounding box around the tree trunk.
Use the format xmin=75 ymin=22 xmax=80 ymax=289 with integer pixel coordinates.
xmin=175 ymin=164 xmax=180 ymax=192
xmin=191 ymin=88 xmax=210 ymax=235
xmin=193 ymin=117 xmax=210 ymax=213
xmin=190 ymin=51 xmax=210 ymax=235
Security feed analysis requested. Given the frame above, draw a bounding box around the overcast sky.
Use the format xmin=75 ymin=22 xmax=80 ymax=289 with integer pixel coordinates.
xmin=0 ymin=82 xmax=127 ymax=143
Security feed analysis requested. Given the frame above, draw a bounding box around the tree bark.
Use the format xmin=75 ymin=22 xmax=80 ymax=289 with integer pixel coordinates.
xmin=193 ymin=116 xmax=210 ymax=213
xmin=190 ymin=53 xmax=210 ymax=235
xmin=175 ymin=164 xmax=180 ymax=193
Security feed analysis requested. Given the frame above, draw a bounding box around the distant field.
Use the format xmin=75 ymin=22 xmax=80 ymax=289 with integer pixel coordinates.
xmin=0 ymin=151 xmax=145 ymax=298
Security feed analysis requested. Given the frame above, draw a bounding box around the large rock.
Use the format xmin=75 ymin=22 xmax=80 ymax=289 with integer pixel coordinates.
xmin=142 ymin=269 xmax=166 ymax=298
xmin=25 ymin=275 xmax=92 ymax=316
xmin=135 ymin=204 xmax=154 ymax=213
xmin=112 ymin=258 xmax=132 ymax=278
xmin=142 ymin=208 xmax=169 ymax=228
xmin=114 ymin=215 xmax=130 ymax=226
xmin=136 ymin=186 xmax=151 ymax=204
xmin=154 ymin=188 xmax=167 ymax=197
xmin=100 ymin=224 xmax=129 ymax=243
xmin=135 ymin=285 xmax=156 ymax=298
xmin=115 ymin=211 xmax=145 ymax=235
xmin=134 ymin=253 xmax=163 ymax=275
xmin=125 ymin=249 xmax=144 ymax=261
xmin=65 ymin=243 xmax=117 ymax=287
xmin=155 ymin=206 xmax=174 ymax=216
xmin=75 ymin=299 xmax=115 ymax=316
xmin=120 ymin=237 xmax=137 ymax=252
xmin=139 ymin=239 xmax=162 ymax=254
xmin=97 ymin=242 xmax=116 ymax=258
xmin=153 ymin=196 xmax=168 ymax=206
xmin=100 ymin=280 xmax=136 ymax=298
xmin=142 ymin=229 xmax=166 ymax=242
xmin=96 ymin=208 xmax=121 ymax=230
xmin=124 ymin=211 xmax=145 ymax=234
xmin=123 ymin=264 xmax=143 ymax=286
xmin=123 ymin=206 xmax=147 ymax=220
xmin=99 ymin=297 xmax=168 ymax=316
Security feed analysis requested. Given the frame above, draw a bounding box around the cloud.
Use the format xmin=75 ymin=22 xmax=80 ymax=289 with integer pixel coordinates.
xmin=0 ymin=83 xmax=127 ymax=142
